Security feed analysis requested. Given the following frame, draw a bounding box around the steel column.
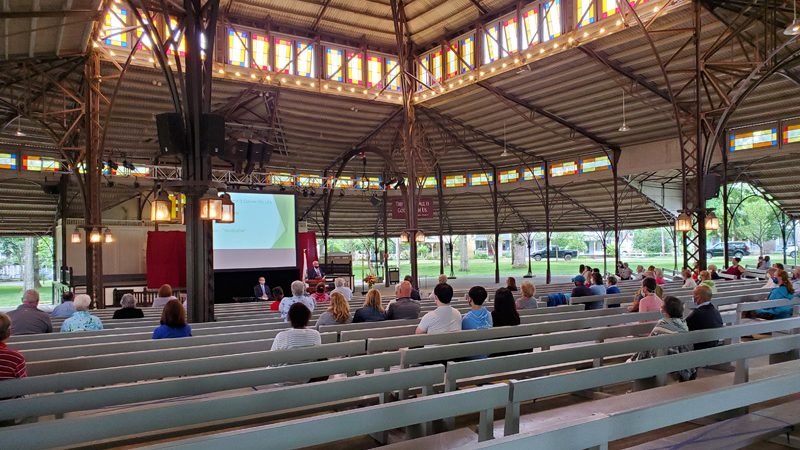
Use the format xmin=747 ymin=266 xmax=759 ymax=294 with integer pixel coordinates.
xmin=492 ymin=167 xmax=500 ymax=284
xmin=83 ymin=50 xmax=103 ymax=308
xmin=612 ymin=148 xmax=621 ymax=271
xmin=544 ymin=162 xmax=551 ymax=284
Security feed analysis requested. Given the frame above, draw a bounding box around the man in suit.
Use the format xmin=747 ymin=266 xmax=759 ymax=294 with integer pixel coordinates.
xmin=306 ymin=260 xmax=324 ymax=281
xmin=686 ymin=284 xmax=723 ymax=350
xmin=253 ymin=277 xmax=272 ymax=300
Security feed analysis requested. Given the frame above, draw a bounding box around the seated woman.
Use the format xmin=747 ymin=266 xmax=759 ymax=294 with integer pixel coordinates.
xmin=708 ymin=264 xmax=721 ymax=280
xmin=113 ymin=293 xmax=144 ymax=319
xmin=314 ymin=291 xmax=351 ymax=330
xmin=653 ymin=268 xmax=666 ymax=285
xmin=310 ymin=282 xmax=330 ymax=304
xmin=630 ymin=296 xmax=695 ymax=381
xmin=698 ymin=270 xmax=718 ymax=294
xmin=353 ymin=289 xmax=386 ymax=323
xmin=151 ymin=284 xmax=177 ymax=309
xmin=61 ymin=295 xmax=103 ymax=332
xmin=152 ymin=299 xmax=192 ymax=339
xmin=748 ymin=270 xmax=796 ymax=320
xmin=681 ymin=268 xmax=697 ymax=289
xmin=270 ymin=286 xmax=284 ymax=311
xmin=272 ymin=303 xmax=321 ymax=350
xmin=762 ymin=267 xmax=778 ymax=289
xmin=492 ymin=288 xmax=520 ymax=327
xmin=515 ymin=281 xmax=537 ymax=310
xmin=506 ymin=277 xmax=518 ymax=292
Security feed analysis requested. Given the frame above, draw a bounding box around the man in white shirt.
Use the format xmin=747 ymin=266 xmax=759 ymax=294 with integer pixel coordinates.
xmin=416 ymin=283 xmax=461 ymax=334
xmin=332 ymin=277 xmax=353 ymax=301
xmin=253 ymin=276 xmax=272 ymax=300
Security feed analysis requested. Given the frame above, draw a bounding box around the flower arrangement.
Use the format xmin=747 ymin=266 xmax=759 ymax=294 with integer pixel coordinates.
xmin=363 ymin=274 xmax=377 ymax=287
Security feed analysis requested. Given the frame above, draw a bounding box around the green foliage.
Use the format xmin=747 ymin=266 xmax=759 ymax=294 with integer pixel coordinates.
xmin=632 ymin=228 xmax=674 ymax=254
xmin=736 ymin=197 xmax=780 ymax=253
xmin=551 ymin=232 xmax=586 ymax=252
xmin=0 ymin=236 xmax=52 ymax=267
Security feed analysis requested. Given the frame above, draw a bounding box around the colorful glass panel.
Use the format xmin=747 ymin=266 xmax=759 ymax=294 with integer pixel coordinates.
xmin=117 ymin=166 xmax=150 ymax=177
xmin=446 ymin=43 xmax=459 ymax=79
xmin=601 ymin=0 xmax=619 ymax=18
xmin=270 ymin=172 xmax=295 ymax=185
xmin=418 ymin=55 xmax=430 ymax=88
xmin=297 ymin=175 xmax=324 ymax=187
xmin=334 ymin=176 xmax=355 ymax=188
xmin=542 ymin=0 xmax=562 ymax=41
xmin=367 ymin=55 xmax=383 ymax=88
xmin=252 ymin=34 xmax=270 ymax=70
xmin=297 ymin=41 xmax=314 ymax=78
xmin=460 ymin=35 xmax=475 ymax=71
xmin=576 ymin=0 xmax=596 ymax=27
xmin=227 ymin=29 xmax=248 ymax=67
xmin=103 ymin=5 xmax=128 ymax=47
xmin=522 ymin=165 xmax=545 ymax=180
xmin=347 ymin=51 xmax=363 ymax=85
xmin=580 ymin=156 xmax=612 ymax=173
xmin=469 ymin=172 xmax=494 ymax=186
xmin=22 ymin=155 xmax=58 ymax=172
xmin=523 ymin=8 xmax=539 ymax=47
xmin=385 ymin=58 xmax=400 ymax=91
xmin=275 ymin=38 xmax=294 ymax=74
xmin=135 ymin=16 xmax=155 ymax=50
xmin=784 ymin=124 xmax=800 ymax=144
xmin=430 ymin=51 xmax=443 ymax=84
xmin=503 ymin=16 xmax=519 ymax=55
xmin=550 ymin=161 xmax=579 ymax=177
xmin=499 ymin=169 xmax=520 ymax=184
xmin=167 ymin=17 xmax=186 ymax=57
xmin=326 ymin=47 xmax=343 ymax=81
xmin=729 ymin=128 xmax=778 ymax=151
xmin=445 ymin=174 xmax=467 ymax=187
xmin=0 ymin=153 xmax=17 ymax=170
xmin=418 ymin=177 xmax=437 ymax=189
xmin=483 ymin=24 xmax=500 ymax=64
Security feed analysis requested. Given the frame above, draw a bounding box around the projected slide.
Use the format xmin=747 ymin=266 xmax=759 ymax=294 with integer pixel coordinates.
xmin=213 ymin=193 xmax=297 ymax=270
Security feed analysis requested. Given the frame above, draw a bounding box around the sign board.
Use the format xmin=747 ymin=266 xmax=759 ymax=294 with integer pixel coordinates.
xmin=391 ymin=197 xmax=435 ymax=219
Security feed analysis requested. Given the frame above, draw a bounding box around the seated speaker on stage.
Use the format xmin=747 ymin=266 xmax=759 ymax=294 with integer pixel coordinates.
xmin=305 ymin=260 xmax=325 ymax=282
xmin=253 ymin=276 xmax=272 ymax=300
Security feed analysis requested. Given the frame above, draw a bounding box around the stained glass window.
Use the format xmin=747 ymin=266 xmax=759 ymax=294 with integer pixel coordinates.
xmin=580 ymin=156 xmax=612 ymax=173
xmin=103 ymin=163 xmax=117 ymax=176
xmin=385 ymin=58 xmax=400 ymax=91
xmin=334 ymin=176 xmax=355 ymax=188
xmin=503 ymin=16 xmax=519 ymax=55
xmin=446 ymin=43 xmax=459 ymax=79
xmin=577 ymin=0 xmax=596 ymax=27
xmin=483 ymin=23 xmax=501 ymax=64
xmin=347 ymin=51 xmax=363 ymax=85
xmin=252 ymin=34 xmax=270 ymax=70
xmin=729 ymin=128 xmax=777 ymax=151
xmin=601 ymin=0 xmax=619 ymax=18
xmin=326 ymin=47 xmax=343 ymax=81
xmin=117 ymin=166 xmax=150 ymax=177
xmin=275 ymin=38 xmax=294 ymax=74
xmin=523 ymin=8 xmax=539 ymax=47
xmin=0 ymin=153 xmax=17 ymax=170
xmin=227 ymin=29 xmax=249 ymax=67
xmin=23 ymin=155 xmax=59 ymax=172
xmin=469 ymin=172 xmax=494 ymax=186
xmin=103 ymin=5 xmax=128 ymax=47
xmin=460 ymin=35 xmax=475 ymax=72
xmin=167 ymin=17 xmax=186 ymax=57
xmin=542 ymin=0 xmax=562 ymax=41
xmin=297 ymin=41 xmax=315 ymax=78
xmin=445 ymin=174 xmax=467 ymax=187
xmin=418 ymin=55 xmax=430 ymax=88
xmin=419 ymin=177 xmax=437 ymax=189
xmin=430 ymin=50 xmax=443 ymax=84
xmin=297 ymin=175 xmax=324 ymax=187
xmin=522 ymin=165 xmax=545 ymax=180
xmin=270 ymin=172 xmax=295 ymax=185
xmin=136 ymin=16 xmax=155 ymax=51
xmin=360 ymin=177 xmax=382 ymax=189
xmin=367 ymin=55 xmax=383 ymax=88
xmin=784 ymin=124 xmax=800 ymax=144
xmin=550 ymin=161 xmax=579 ymax=177
xmin=499 ymin=169 xmax=520 ymax=184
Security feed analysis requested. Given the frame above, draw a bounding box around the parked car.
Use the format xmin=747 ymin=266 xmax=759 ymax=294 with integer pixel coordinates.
xmin=706 ymin=241 xmax=750 ymax=259
xmin=787 ymin=245 xmax=797 ymax=259
xmin=530 ymin=246 xmax=579 ymax=261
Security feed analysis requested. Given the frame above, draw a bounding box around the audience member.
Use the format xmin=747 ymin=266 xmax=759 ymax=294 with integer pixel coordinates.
xmin=747 ymin=270 xmax=795 ymax=319
xmin=332 ymin=278 xmax=353 ymax=301
xmin=506 ymin=277 xmax=518 ymax=292
xmin=686 ymin=285 xmax=723 ymax=350
xmin=253 ymin=276 xmax=272 ymax=300
xmin=152 ymin=299 xmax=192 ymax=339
xmin=152 ymin=284 xmax=177 ymax=309
xmin=681 ymin=268 xmax=697 ymax=289
xmin=311 ymin=282 xmax=330 ymax=304
xmin=578 ymin=264 xmax=586 ymax=276
xmin=416 ymin=284 xmax=461 ymax=334
xmin=386 ymin=281 xmax=421 ymax=320
xmin=584 ymin=272 xmax=606 ymax=310
xmin=708 ymin=264 xmax=720 ymax=280
xmin=353 ymin=289 xmax=386 ymax=323
xmin=633 ymin=265 xmax=645 ymax=280
xmin=403 ymin=275 xmax=422 ymax=300
xmin=462 ymin=286 xmax=492 ymax=330
xmin=516 ymin=281 xmax=537 ymax=310
xmin=0 ymin=312 xmax=26 ymax=381
xmin=113 ymin=293 xmax=144 ymax=319
xmin=653 ymin=268 xmax=665 ymax=285
xmin=582 ymin=266 xmax=593 ymax=282
xmin=438 ymin=274 xmax=448 ymax=285
xmin=570 ymin=275 xmax=593 ymax=298
xmin=762 ymin=267 xmax=778 ymax=288
xmin=773 ymin=262 xmax=784 ymax=271
xmin=758 ymin=255 xmax=771 ymax=270
xmin=620 ymin=263 xmax=633 ymax=280
xmin=792 ymin=267 xmax=800 ymax=295
xmin=723 ymin=257 xmax=745 ymax=278
xmin=279 ymin=281 xmax=316 ymax=321
xmin=51 ymin=291 xmax=76 ymax=318
xmin=270 ymin=287 xmax=284 ymax=311
xmin=698 ymin=270 xmax=717 ymax=293
xmin=7 ymin=290 xmax=52 ymax=335
xmin=271 ymin=303 xmax=321 ymax=350
xmin=492 ymin=287 xmax=520 ymax=327
xmin=61 ymin=294 xmax=103 ymax=332
xmin=630 ymin=296 xmax=695 ymax=381
xmin=628 ymin=277 xmax=662 ymax=313
xmin=314 ymin=291 xmax=352 ymax=330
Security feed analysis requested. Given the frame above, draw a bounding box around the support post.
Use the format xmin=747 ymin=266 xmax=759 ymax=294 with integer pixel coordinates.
xmin=492 ymin=167 xmax=500 ymax=284
xmin=84 ymin=50 xmax=104 ymax=308
xmin=383 ymin=187 xmax=389 ymax=287
xmin=612 ymin=149 xmax=621 ymax=271
xmin=524 ymin=232 xmax=533 ymax=278
xmin=436 ymin=166 xmax=445 ymax=276
xmin=721 ymin=146 xmax=730 ymax=269
xmin=544 ymin=162 xmax=552 ymax=284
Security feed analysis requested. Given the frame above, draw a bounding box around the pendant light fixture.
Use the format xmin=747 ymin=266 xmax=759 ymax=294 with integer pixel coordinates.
xmin=89 ymin=228 xmax=102 ymax=244
xmin=199 ymin=189 xmax=223 ymax=221
xmin=675 ymin=212 xmax=692 ymax=232
xmin=150 ymin=190 xmax=172 ymax=223
xmin=704 ymin=211 xmax=720 ymax=231
xmin=785 ymin=0 xmax=799 ymax=35
xmin=70 ymin=227 xmax=82 ymax=244
xmin=14 ymin=116 xmax=25 ymax=137
xmin=217 ymin=192 xmax=235 ymax=224
xmin=618 ymin=89 xmax=630 ymax=132
xmin=501 ymin=120 xmax=509 ymax=157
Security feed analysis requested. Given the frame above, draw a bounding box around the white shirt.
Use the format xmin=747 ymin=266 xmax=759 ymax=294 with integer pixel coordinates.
xmin=333 ymin=286 xmax=353 ymax=301
xmin=682 ymin=278 xmax=697 ymax=289
xmin=418 ymin=305 xmax=462 ymax=334
xmin=270 ymin=328 xmax=321 ymax=350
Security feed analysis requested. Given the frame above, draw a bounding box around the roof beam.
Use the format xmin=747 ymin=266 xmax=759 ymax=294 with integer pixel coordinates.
xmin=311 ymin=0 xmax=332 ymax=32
xmin=323 ymin=107 xmax=403 ymax=172
xmin=0 ymin=9 xmax=95 ymax=19
xmin=28 ymin=0 xmax=40 ymax=58
xmin=55 ymin=0 xmax=73 ymax=57
xmin=419 ymin=107 xmax=495 ymax=169
xmin=476 ymin=80 xmax=620 ymax=151
xmin=468 ymin=0 xmax=488 ymax=16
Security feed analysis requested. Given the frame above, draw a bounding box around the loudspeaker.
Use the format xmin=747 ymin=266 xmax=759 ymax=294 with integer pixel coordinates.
xmin=201 ymin=114 xmax=226 ymax=156
xmin=704 ymin=173 xmax=721 ymax=200
xmin=155 ymin=113 xmax=184 ymax=155
xmin=244 ymin=141 xmax=273 ymax=174
xmin=42 ymin=182 xmax=60 ymax=195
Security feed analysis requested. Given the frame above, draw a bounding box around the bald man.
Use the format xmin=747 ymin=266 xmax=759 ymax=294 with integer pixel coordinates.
xmin=386 ymin=281 xmax=421 ymax=320
xmin=686 ymin=285 xmax=723 ymax=350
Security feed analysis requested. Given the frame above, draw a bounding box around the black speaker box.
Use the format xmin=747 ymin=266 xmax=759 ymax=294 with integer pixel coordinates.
xmin=155 ymin=113 xmax=184 ymax=155
xmin=704 ymin=173 xmax=721 ymax=200
xmin=201 ymin=114 xmax=226 ymax=156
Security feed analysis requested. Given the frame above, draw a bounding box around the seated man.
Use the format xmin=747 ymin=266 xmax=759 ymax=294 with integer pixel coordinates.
xmin=305 ymin=260 xmax=325 ymax=282
xmin=403 ymin=275 xmax=421 ymax=300
xmin=685 ymin=285 xmax=723 ymax=350
xmin=462 ymin=286 xmax=492 ymax=330
xmin=253 ymin=276 xmax=272 ymax=300
xmin=416 ymin=283 xmax=461 ymax=334
xmin=332 ymin=277 xmax=353 ymax=302
xmin=51 ymin=291 xmax=76 ymax=318
xmin=387 ymin=280 xmax=421 ymax=320
xmin=278 ymin=281 xmax=316 ymax=322
xmin=0 ymin=312 xmax=26 ymax=381
xmin=570 ymin=275 xmax=593 ymax=298
xmin=7 ymin=290 xmax=52 ymax=335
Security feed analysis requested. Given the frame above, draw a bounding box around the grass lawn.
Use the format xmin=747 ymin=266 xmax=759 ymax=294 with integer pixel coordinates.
xmin=0 ymin=282 xmax=53 ymax=308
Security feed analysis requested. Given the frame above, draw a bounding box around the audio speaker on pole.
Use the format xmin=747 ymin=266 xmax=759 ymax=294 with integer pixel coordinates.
xmin=201 ymin=113 xmax=226 ymax=156
xmin=704 ymin=173 xmax=721 ymax=200
xmin=155 ymin=113 xmax=184 ymax=155
xmin=244 ymin=141 xmax=273 ymax=174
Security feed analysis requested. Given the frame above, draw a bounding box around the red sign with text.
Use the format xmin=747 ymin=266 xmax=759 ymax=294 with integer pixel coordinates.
xmin=392 ymin=197 xmax=435 ymax=219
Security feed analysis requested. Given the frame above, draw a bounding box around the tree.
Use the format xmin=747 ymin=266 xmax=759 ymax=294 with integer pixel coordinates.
xmin=736 ymin=198 xmax=780 ymax=254
xmin=459 ymin=235 xmax=469 ymax=272
xmin=632 ymin=228 xmax=674 ymax=255
xmin=552 ymin=232 xmax=586 ymax=252
xmin=511 ymin=233 xmax=527 ymax=268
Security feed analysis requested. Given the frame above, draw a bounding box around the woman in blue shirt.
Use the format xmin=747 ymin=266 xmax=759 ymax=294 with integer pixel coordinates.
xmin=750 ymin=270 xmax=795 ymax=319
xmin=61 ymin=294 xmax=103 ymax=332
xmin=152 ymin=299 xmax=192 ymax=339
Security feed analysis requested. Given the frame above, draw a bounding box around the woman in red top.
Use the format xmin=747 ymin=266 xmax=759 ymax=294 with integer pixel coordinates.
xmin=269 ymin=287 xmax=283 ymax=311
xmin=310 ymin=282 xmax=330 ymax=304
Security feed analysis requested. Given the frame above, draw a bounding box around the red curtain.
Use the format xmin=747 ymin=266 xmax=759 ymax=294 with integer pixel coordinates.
xmin=297 ymin=231 xmax=318 ymax=278
xmin=146 ymin=231 xmax=186 ymax=289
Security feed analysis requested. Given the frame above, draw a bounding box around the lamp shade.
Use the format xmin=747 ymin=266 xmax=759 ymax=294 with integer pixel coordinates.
xmin=103 ymin=228 xmax=114 ymax=243
xmin=200 ymin=191 xmax=223 ymax=221
xmin=151 ymin=191 xmax=172 ymax=223
xmin=89 ymin=228 xmax=102 ymax=243
xmin=675 ymin=212 xmax=693 ymax=232
xmin=399 ymin=231 xmax=409 ymax=243
xmin=704 ymin=211 xmax=720 ymax=231
xmin=70 ymin=227 xmax=82 ymax=244
xmin=217 ymin=192 xmax=235 ymax=223
xmin=415 ymin=230 xmax=426 ymax=243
